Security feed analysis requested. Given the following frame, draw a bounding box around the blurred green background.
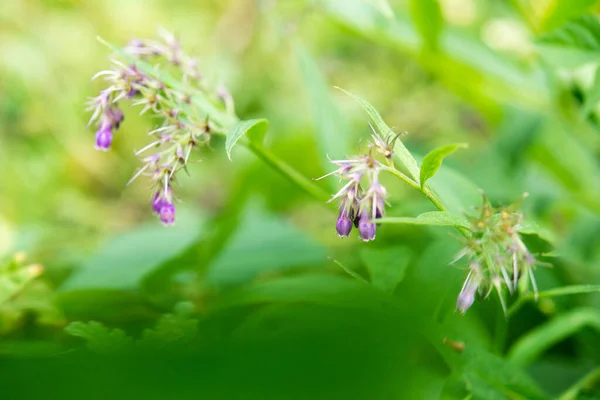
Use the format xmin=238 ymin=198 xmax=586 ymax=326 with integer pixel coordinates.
xmin=1 ymin=0 xmax=600 ymax=398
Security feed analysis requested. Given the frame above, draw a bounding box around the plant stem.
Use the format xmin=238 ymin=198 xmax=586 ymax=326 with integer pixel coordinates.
xmin=559 ymin=367 xmax=600 ymax=400
xmin=507 ymin=284 xmax=600 ymax=317
xmin=244 ymin=140 xmax=332 ymax=204
xmin=381 ymin=165 xmax=470 ymax=238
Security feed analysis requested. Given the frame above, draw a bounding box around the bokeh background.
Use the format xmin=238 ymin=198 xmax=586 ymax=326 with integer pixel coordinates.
xmin=1 ymin=0 xmax=600 ymax=398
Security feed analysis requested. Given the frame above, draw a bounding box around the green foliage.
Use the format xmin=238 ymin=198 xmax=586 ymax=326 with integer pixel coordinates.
xmin=225 ymin=118 xmax=268 ymax=160
xmin=409 ymin=0 xmax=443 ymax=51
xmin=537 ymin=15 xmax=600 ymax=67
xmin=59 ymin=209 xmax=205 ymax=291
xmin=419 ymin=143 xmax=468 ymax=189
xmin=2 ymin=1 xmax=600 ymax=398
xmin=65 ymin=321 xmax=133 ymax=354
xmin=508 ymin=308 xmax=600 ymax=366
xmin=336 ymin=87 xmax=421 ymax=181
xmin=359 ymin=247 xmax=411 ymax=294
xmin=377 ymin=211 xmax=470 ymax=228
xmin=66 ymin=302 xmax=198 ymax=353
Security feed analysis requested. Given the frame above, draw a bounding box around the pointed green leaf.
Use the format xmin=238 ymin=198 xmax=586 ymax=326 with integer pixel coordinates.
xmin=335 ymin=87 xmax=420 ymax=181
xmin=420 ymin=143 xmax=468 ymax=189
xmin=376 ymin=211 xmax=470 ymax=228
xmin=225 ymin=118 xmax=269 ymax=160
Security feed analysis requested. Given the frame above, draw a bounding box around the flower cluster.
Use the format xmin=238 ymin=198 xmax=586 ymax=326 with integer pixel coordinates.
xmin=86 ymin=29 xmax=234 ymax=225
xmin=454 ymin=195 xmax=541 ymax=314
xmin=321 ymin=125 xmax=392 ymax=241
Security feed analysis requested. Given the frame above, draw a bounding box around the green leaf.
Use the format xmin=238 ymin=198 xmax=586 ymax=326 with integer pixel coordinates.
xmin=537 ymin=15 xmax=600 ymax=67
xmin=420 ymin=143 xmax=468 ymax=189
xmin=225 ymin=118 xmax=269 ymax=160
xmin=376 ymin=211 xmax=470 ymax=228
xmin=206 ymin=201 xmax=328 ymax=286
xmin=508 ymin=308 xmax=600 ymax=366
xmin=538 ymin=1 xmax=599 ymax=33
xmin=583 ymin=65 xmax=600 ymax=116
xmin=435 ymin=338 xmax=547 ymax=399
xmin=359 ymin=247 xmax=411 ymax=294
xmin=335 ymin=87 xmax=421 ymax=181
xmin=297 ymin=45 xmax=351 ymax=183
xmin=64 ymin=321 xmax=133 ymax=354
xmin=138 ymin=301 xmax=198 ymax=349
xmin=213 ymin=274 xmax=388 ymax=311
xmin=59 ymin=208 xmax=205 ymax=292
xmin=409 ymin=0 xmax=443 ymax=51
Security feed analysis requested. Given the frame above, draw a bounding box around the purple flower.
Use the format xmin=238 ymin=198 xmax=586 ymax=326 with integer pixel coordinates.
xmin=456 ymin=280 xmax=478 ymax=314
xmin=152 ymin=187 xmax=175 ymax=225
xmin=357 ymin=211 xmax=376 ymax=242
xmin=95 ymin=122 xmax=113 ymax=151
xmin=158 ymin=203 xmax=176 ymax=225
xmin=336 ymin=210 xmax=353 ymax=237
xmin=106 ymin=107 xmax=124 ymax=129
xmin=126 ymin=87 xmax=139 ymax=98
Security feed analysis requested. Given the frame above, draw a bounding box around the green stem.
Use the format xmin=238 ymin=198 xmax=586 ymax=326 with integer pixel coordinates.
xmin=244 ymin=140 xmax=332 ymax=204
xmin=381 ymin=166 xmax=470 ymax=238
xmin=559 ymin=367 xmax=600 ymax=400
xmin=507 ymin=284 xmax=600 ymax=317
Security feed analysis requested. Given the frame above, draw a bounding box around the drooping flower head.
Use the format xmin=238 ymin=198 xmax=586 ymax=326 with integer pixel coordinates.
xmin=319 ymin=151 xmax=388 ymax=241
xmin=87 ymin=29 xmax=236 ymax=224
xmin=453 ymin=194 xmax=545 ymax=314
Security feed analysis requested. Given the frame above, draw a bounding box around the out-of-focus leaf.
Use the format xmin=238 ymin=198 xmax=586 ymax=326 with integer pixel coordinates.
xmin=426 ymin=162 xmax=482 ymax=215
xmin=335 ymin=87 xmax=420 ymax=181
xmin=583 ymin=65 xmax=600 ymax=116
xmin=538 ymin=0 xmax=598 ymax=33
xmin=369 ymin=0 xmax=395 ymax=19
xmin=359 ymin=247 xmax=411 ymax=294
xmin=537 ymin=15 xmax=600 ymax=67
xmin=206 ymin=202 xmax=327 ymax=286
xmin=65 ymin=321 xmax=133 ymax=354
xmin=420 ymin=143 xmax=468 ymax=189
xmin=225 ymin=118 xmax=269 ymax=160
xmin=59 ymin=209 xmax=205 ymax=292
xmin=518 ymin=227 xmax=555 ymax=254
xmin=409 ymin=0 xmax=443 ymax=51
xmin=435 ymin=338 xmax=547 ymax=399
xmin=297 ymin=45 xmax=350 ymax=182
xmin=377 ymin=211 xmax=470 ymax=228
xmin=508 ymin=308 xmax=600 ymax=366
xmin=322 ymin=0 xmax=547 ymax=109
xmin=138 ymin=301 xmax=198 ymax=349
xmin=0 ymin=262 xmax=43 ymax=305
xmin=213 ymin=274 xmax=389 ymax=311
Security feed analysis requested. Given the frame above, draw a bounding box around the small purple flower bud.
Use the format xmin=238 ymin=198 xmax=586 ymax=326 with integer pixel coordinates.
xmin=456 ymin=280 xmax=478 ymax=314
xmin=95 ymin=123 xmax=113 ymax=151
xmin=126 ymin=87 xmax=139 ymax=98
xmin=358 ymin=212 xmax=376 ymax=242
xmin=106 ymin=108 xmax=124 ymax=129
xmin=159 ymin=203 xmax=176 ymax=225
xmin=152 ymin=186 xmax=173 ymax=213
xmin=336 ymin=211 xmax=353 ymax=237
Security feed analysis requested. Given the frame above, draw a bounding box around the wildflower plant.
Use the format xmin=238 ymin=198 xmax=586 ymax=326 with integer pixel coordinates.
xmin=86 ymin=30 xmax=550 ymax=315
